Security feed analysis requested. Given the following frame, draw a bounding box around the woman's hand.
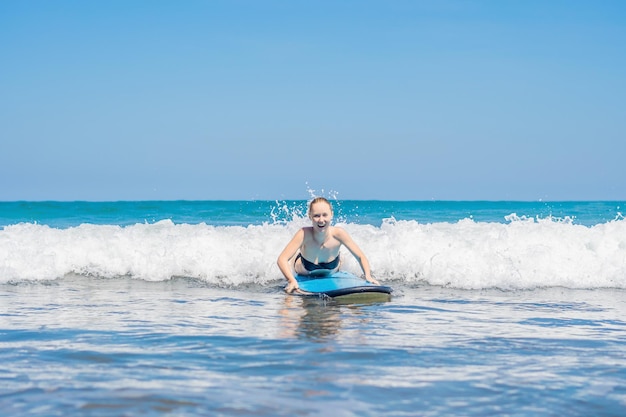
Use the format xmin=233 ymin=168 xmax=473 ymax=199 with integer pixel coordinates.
xmin=366 ymin=276 xmax=380 ymax=285
xmin=284 ymin=281 xmax=300 ymax=293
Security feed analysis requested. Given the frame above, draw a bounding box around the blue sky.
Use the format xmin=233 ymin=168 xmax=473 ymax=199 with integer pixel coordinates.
xmin=1 ymin=0 xmax=624 ymax=201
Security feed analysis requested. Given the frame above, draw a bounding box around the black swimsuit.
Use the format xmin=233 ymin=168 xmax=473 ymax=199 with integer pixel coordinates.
xmin=296 ymin=253 xmax=340 ymax=272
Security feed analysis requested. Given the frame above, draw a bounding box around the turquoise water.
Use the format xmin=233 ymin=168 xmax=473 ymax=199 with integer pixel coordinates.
xmin=1 ymin=200 xmax=623 ymax=227
xmin=1 ymin=200 xmax=626 ymax=416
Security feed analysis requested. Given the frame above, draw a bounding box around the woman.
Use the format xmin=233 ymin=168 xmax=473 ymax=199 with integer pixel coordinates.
xmin=277 ymin=197 xmax=380 ymax=293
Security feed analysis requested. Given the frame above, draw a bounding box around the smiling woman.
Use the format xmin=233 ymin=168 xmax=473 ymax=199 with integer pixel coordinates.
xmin=276 ymin=197 xmax=380 ymax=293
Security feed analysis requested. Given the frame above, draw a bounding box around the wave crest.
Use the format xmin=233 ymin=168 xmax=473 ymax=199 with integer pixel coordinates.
xmin=2 ymin=218 xmax=625 ymax=290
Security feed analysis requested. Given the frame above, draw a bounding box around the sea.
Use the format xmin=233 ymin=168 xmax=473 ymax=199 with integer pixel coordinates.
xmin=1 ymin=200 xmax=625 ymax=416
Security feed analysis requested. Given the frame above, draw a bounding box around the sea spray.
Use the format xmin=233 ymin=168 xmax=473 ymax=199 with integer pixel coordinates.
xmin=2 ymin=216 xmax=625 ymax=289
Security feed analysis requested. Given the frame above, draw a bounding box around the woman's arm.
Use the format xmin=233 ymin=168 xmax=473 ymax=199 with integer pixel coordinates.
xmin=334 ymin=227 xmax=380 ymax=285
xmin=277 ymin=228 xmax=305 ymax=293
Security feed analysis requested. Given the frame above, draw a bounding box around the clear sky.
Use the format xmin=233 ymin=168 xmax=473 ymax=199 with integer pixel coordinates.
xmin=1 ymin=0 xmax=625 ymax=201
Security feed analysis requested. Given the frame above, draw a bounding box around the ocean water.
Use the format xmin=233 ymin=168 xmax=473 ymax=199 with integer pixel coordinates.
xmin=1 ymin=200 xmax=625 ymax=416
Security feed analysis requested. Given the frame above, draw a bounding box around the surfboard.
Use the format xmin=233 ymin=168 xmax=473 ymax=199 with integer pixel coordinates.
xmin=294 ymin=271 xmax=392 ymax=299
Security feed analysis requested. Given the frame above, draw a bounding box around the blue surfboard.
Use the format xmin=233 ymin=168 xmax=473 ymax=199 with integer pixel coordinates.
xmin=295 ymin=271 xmax=392 ymax=298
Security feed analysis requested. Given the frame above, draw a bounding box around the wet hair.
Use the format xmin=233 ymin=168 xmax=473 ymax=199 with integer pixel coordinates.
xmin=308 ymin=197 xmax=333 ymax=215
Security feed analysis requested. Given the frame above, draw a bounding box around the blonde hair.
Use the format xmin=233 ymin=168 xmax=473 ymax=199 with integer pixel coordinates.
xmin=308 ymin=197 xmax=333 ymax=215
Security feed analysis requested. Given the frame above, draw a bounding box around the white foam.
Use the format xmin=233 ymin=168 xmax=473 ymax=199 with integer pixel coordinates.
xmin=1 ymin=217 xmax=625 ymax=290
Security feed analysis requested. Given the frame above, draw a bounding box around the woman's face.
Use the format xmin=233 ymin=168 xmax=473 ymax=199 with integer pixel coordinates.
xmin=309 ymin=201 xmax=333 ymax=231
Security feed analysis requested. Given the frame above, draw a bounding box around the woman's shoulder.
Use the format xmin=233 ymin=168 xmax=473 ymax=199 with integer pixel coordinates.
xmin=330 ymin=225 xmax=348 ymax=237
